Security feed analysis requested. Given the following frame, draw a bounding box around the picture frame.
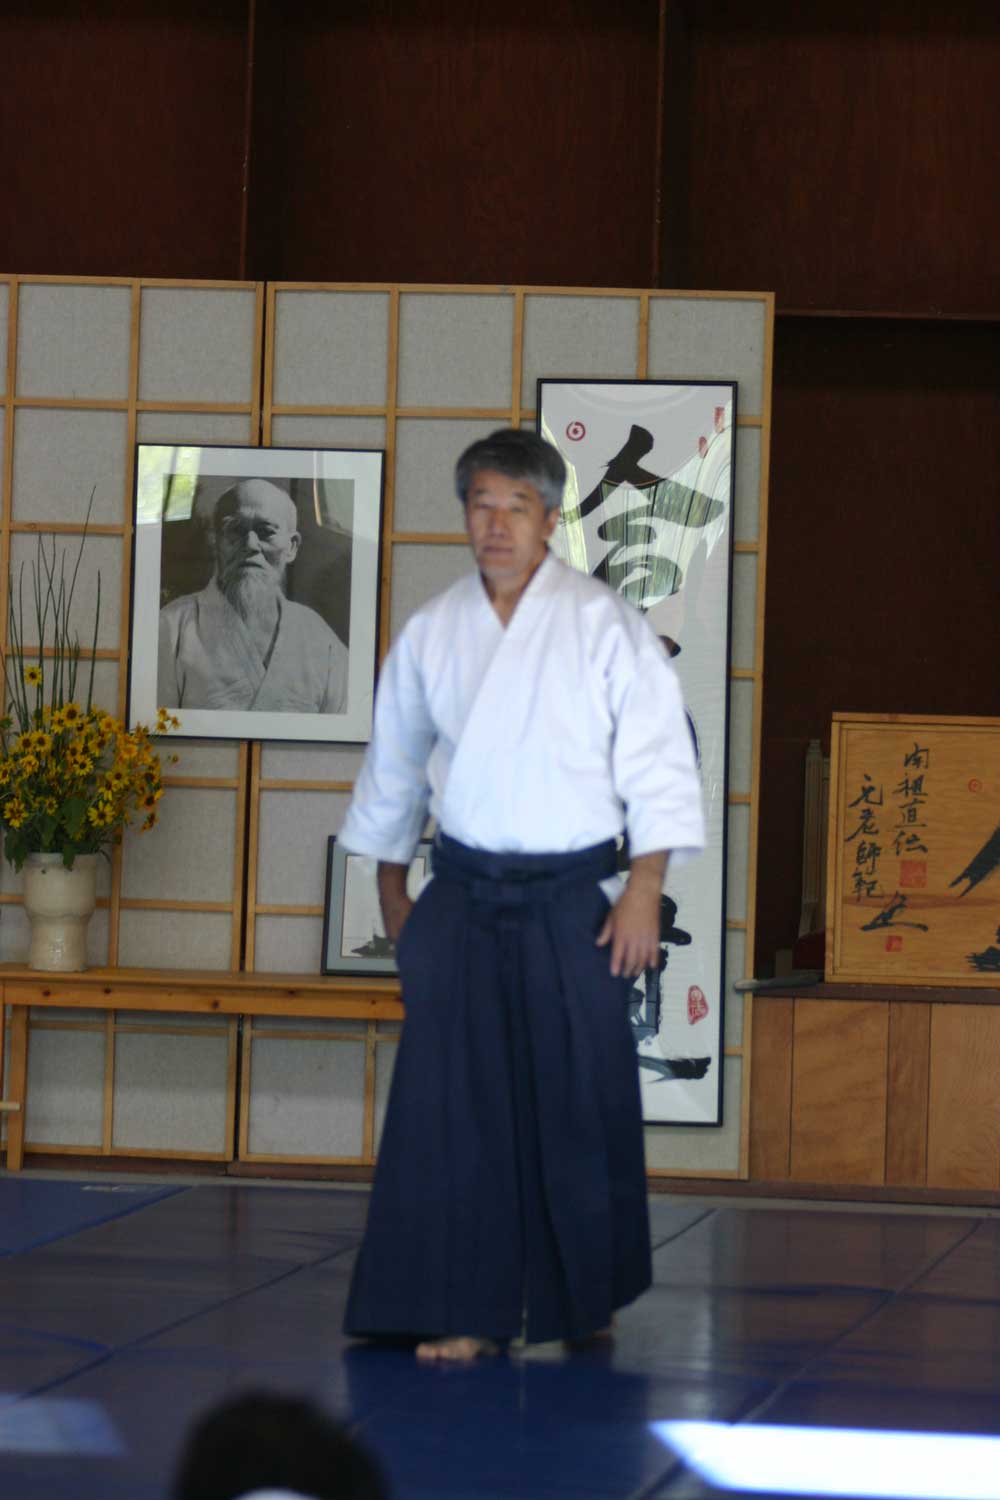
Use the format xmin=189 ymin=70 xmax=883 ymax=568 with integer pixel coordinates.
xmin=538 ymin=379 xmax=737 ymax=1127
xmin=322 ymin=838 xmax=434 ymax=976
xmin=128 ymin=444 xmax=385 ymax=742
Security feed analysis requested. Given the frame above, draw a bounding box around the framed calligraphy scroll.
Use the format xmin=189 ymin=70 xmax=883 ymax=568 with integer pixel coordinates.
xmin=827 ymin=713 xmax=1000 ymax=985
xmin=538 ymin=379 xmax=737 ymax=1126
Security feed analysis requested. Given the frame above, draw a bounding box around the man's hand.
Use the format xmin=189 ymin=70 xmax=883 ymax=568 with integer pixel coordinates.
xmin=377 ymin=861 xmax=414 ymax=944
xmin=596 ymin=850 xmax=669 ymax=978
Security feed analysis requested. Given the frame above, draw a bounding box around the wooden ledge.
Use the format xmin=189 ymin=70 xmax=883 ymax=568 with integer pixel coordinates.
xmin=0 ymin=964 xmax=404 ymax=1019
xmin=753 ymin=981 xmax=1000 ymax=1005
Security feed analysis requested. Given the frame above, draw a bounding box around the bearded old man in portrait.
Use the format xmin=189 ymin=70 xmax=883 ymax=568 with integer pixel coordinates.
xmin=157 ymin=479 xmax=348 ymax=714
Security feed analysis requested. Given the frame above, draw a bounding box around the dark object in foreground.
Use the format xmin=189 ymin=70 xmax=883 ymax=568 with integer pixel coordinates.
xmin=172 ymin=1390 xmax=388 ymax=1500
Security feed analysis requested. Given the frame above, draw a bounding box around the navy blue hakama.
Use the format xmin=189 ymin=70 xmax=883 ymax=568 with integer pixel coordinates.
xmin=343 ymin=834 xmax=652 ymax=1344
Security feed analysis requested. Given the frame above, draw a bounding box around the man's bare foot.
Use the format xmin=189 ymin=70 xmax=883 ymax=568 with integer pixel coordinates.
xmin=415 ymin=1335 xmax=499 ymax=1362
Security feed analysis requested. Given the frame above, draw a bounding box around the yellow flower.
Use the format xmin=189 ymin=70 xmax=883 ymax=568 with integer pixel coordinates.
xmin=4 ymin=796 xmax=27 ymax=829
xmin=141 ymin=811 xmax=159 ymax=831
xmin=62 ymin=702 xmax=82 ymax=724
xmin=23 ymin=665 xmax=43 ymax=687
xmin=0 ymin=763 xmax=13 ymax=787
xmin=31 ymin=732 xmax=52 ymax=755
xmin=50 ymin=706 xmax=68 ymax=731
xmin=42 ymin=796 xmax=57 ymax=814
xmin=19 ymin=753 xmax=39 ymax=775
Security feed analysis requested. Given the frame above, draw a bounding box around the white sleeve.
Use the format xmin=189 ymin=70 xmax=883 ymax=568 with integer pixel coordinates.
xmin=607 ymin=620 xmax=706 ymax=867
xmin=338 ymin=628 xmax=436 ymax=864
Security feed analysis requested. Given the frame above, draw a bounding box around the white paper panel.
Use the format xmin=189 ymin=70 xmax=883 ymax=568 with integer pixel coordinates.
xmin=273 ymin=291 xmax=390 ymax=408
xmin=733 ymin=426 xmax=761 ymax=543
xmin=25 ymin=1028 xmax=105 ymax=1146
xmin=648 ymin=298 xmax=767 ymax=417
xmin=136 ymin=411 xmax=253 ymax=445
xmin=13 ymin=407 xmax=128 ymax=525
xmin=120 ymin=1011 xmax=229 ymax=1030
xmin=121 ymin=787 xmax=237 ymax=903
xmin=29 ymin=1008 xmax=104 ymax=1022
xmin=256 ymin=790 xmax=350 ymax=906
xmin=728 ymin=678 xmax=755 ymax=798
xmin=0 ymin=904 xmax=110 ymax=966
xmin=724 ymin=927 xmax=747 ymax=1048
xmin=522 ymin=295 xmax=641 ymax=399
xmin=398 ymin=294 xmax=513 ymax=408
xmin=730 ymin=551 xmax=758 ymax=672
xmin=112 ymin=1031 xmax=229 ymax=1152
xmin=17 ymin=284 xmax=132 ymax=400
xmin=253 ymin=914 xmax=324 ymax=973
xmin=374 ymin=1035 xmax=399 ymax=1153
xmin=247 ymin=1036 xmax=365 ymax=1156
xmin=252 ymin=1016 xmax=366 ymax=1035
xmin=270 ymin=414 xmax=387 ymax=451
xmin=260 ymin=744 xmax=363 ymax=782
xmin=394 ymin=418 xmax=495 ymax=532
xmin=644 ymin=1059 xmax=742 ymax=1172
xmin=726 ymin=802 xmax=751 ymax=924
xmin=138 ymin=287 xmax=256 ymax=404
xmin=389 ymin=544 xmax=472 ymax=640
xmin=0 ymin=282 xmax=8 ymax=394
xmin=10 ymin=533 xmax=121 ymax=650
xmin=164 ymin=739 xmax=241 ymax=778
xmin=117 ymin=909 xmax=233 ymax=969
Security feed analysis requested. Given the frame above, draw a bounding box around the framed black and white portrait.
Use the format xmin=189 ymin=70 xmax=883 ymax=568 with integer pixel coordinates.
xmin=538 ymin=380 xmax=737 ymax=1127
xmin=322 ymin=838 xmax=433 ymax=976
xmin=128 ymin=444 xmax=385 ymax=742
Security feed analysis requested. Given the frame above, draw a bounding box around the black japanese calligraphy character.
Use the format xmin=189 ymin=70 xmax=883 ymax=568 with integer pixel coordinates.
xmin=860 ymin=891 xmax=929 ymax=933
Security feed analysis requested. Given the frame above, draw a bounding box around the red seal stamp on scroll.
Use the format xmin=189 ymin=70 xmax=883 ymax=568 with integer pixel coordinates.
xmin=886 ymin=936 xmax=903 ymax=952
xmin=687 ymin=986 xmax=708 ymax=1024
xmin=566 ymin=421 xmax=586 ymax=441
xmin=900 ymin=860 xmax=927 ymax=888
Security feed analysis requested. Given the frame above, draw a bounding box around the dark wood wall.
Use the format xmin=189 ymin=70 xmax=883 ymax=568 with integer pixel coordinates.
xmin=3 ymin=0 xmax=998 ymax=973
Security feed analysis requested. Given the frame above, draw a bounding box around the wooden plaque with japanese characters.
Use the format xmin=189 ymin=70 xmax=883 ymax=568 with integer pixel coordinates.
xmin=827 ymin=713 xmax=1000 ymax=986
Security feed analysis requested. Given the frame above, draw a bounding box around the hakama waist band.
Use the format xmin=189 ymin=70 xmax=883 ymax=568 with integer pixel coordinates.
xmin=432 ymin=831 xmax=617 ymax=905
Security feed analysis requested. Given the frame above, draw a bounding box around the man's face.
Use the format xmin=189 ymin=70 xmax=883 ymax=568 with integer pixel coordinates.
xmin=464 ymin=469 xmax=558 ymax=589
xmin=215 ymin=482 xmax=300 ymax=610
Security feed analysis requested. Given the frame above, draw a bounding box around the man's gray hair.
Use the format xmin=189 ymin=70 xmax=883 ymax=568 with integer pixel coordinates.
xmin=454 ymin=429 xmax=566 ymax=514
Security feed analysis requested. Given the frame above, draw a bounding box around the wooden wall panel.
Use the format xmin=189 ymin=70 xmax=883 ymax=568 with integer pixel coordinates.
xmin=789 ymin=1000 xmax=888 ymax=1185
xmin=885 ymin=1001 xmax=930 ymax=1186
xmin=754 ymin=317 xmax=1000 ymax=971
xmin=1 ymin=3 xmax=249 ymax=278
xmin=246 ymin=0 xmax=662 ymax=286
xmin=669 ymin=0 xmax=1000 ymax=315
xmin=928 ymin=1005 xmax=1000 ymax=1189
xmin=748 ymin=997 xmax=793 ymax=1179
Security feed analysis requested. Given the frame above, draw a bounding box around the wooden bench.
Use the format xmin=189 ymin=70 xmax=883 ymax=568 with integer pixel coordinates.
xmin=0 ymin=965 xmax=403 ymax=1171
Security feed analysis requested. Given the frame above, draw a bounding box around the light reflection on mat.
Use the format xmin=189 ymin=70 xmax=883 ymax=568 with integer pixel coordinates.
xmin=0 ymin=1397 xmax=125 ymax=1456
xmin=655 ymin=1421 xmax=1000 ymax=1500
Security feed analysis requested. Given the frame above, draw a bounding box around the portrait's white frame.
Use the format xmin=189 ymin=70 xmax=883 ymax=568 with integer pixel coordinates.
xmin=538 ymin=379 xmax=736 ymax=1127
xmin=128 ymin=444 xmax=385 ymax=742
xmin=322 ymin=838 xmax=434 ymax=976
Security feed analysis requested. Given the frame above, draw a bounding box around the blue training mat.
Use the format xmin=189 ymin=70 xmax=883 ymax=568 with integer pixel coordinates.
xmin=0 ymin=1178 xmax=185 ymax=1256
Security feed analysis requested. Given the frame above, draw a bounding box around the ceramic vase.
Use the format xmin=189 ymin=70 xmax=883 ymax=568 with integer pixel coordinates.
xmin=22 ymin=852 xmax=98 ymax=971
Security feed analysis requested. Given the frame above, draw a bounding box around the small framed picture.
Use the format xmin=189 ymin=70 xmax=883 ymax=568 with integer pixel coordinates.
xmin=322 ymin=838 xmax=434 ymax=976
xmin=129 ymin=444 xmax=385 ymax=742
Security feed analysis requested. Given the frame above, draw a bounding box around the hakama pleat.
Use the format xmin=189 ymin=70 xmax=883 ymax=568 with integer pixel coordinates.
xmin=343 ymin=836 xmax=651 ymax=1344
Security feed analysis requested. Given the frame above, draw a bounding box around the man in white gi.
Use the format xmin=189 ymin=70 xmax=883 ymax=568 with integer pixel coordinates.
xmin=339 ymin=429 xmax=704 ymax=1362
xmin=158 ymin=479 xmax=348 ymax=713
